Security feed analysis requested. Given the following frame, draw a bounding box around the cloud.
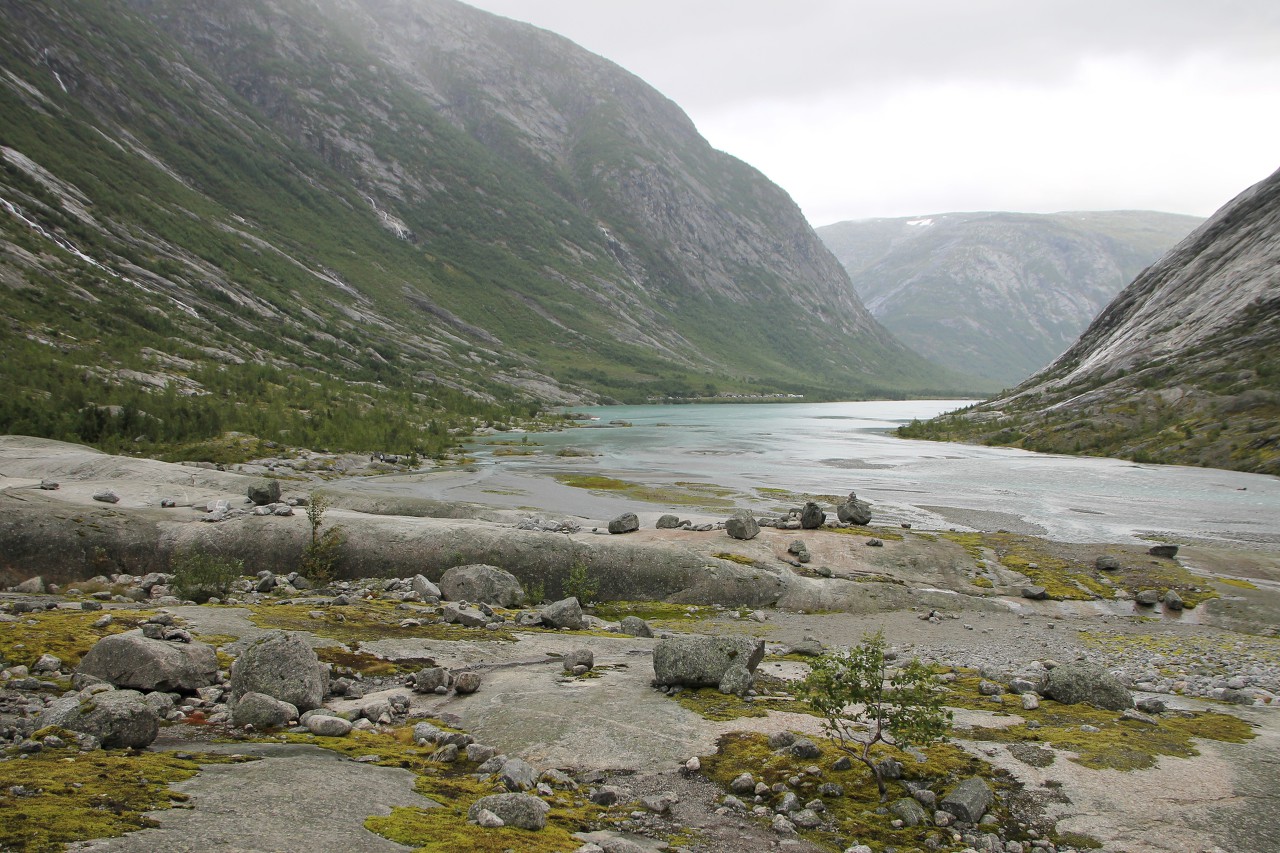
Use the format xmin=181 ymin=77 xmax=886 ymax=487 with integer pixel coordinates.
xmin=465 ymin=0 xmax=1280 ymax=222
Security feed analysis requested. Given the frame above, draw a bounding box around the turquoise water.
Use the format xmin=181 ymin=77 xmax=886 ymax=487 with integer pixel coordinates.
xmin=366 ymin=401 xmax=1280 ymax=547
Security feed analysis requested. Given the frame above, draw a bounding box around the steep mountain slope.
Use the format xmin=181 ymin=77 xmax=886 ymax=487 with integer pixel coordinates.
xmin=901 ymin=167 xmax=1280 ymax=475
xmin=818 ymin=211 xmax=1200 ymax=386
xmin=0 ymin=0 xmax=960 ymax=459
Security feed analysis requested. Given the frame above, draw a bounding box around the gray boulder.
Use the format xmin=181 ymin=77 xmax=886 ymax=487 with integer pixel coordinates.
xmin=541 ymin=596 xmax=586 ymax=630
xmin=13 ymin=575 xmax=45 ymax=594
xmin=468 ymin=793 xmax=549 ymax=830
xmin=656 ymin=514 xmax=682 ymax=529
xmin=619 ymin=615 xmax=653 ymax=638
xmin=1095 ymin=555 xmax=1122 ymax=571
xmin=247 ymin=479 xmax=282 ymax=506
xmin=1164 ymin=589 xmax=1184 ymax=611
xmin=607 ymin=512 xmax=640 ymax=534
xmin=563 ymin=649 xmax=594 ymax=672
xmin=890 ymin=797 xmax=928 ymax=827
xmin=1020 ymin=586 xmax=1048 ymax=600
xmin=725 ymin=510 xmax=760 ymax=541
xmin=1043 ymin=661 xmax=1133 ymax=710
xmin=93 ymin=489 xmax=121 ymax=504
xmin=439 ymin=564 xmax=524 ymax=607
xmin=411 ymin=667 xmax=452 ymax=694
xmin=940 ymin=777 xmax=992 ymax=823
xmin=453 ymin=671 xmax=482 ymax=694
xmin=836 ymin=493 xmax=872 ymax=525
xmin=799 ymin=501 xmax=826 ymax=529
xmin=230 ymin=630 xmax=325 ymax=711
xmin=441 ymin=603 xmax=490 ymax=627
xmin=1135 ymin=589 xmax=1161 ymax=606
xmin=1148 ymin=544 xmax=1180 ymax=558
xmin=498 ymin=757 xmax=538 ymax=791
xmin=232 ymin=691 xmax=297 ymax=729
xmin=37 ymin=690 xmax=159 ymax=749
xmin=77 ymin=631 xmax=218 ymax=692
xmin=410 ymin=574 xmax=441 ymax=599
xmin=652 ymin=635 xmax=766 ymax=696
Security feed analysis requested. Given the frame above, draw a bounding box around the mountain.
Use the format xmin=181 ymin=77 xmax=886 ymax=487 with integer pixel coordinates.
xmin=901 ymin=167 xmax=1280 ymax=475
xmin=817 ymin=211 xmax=1201 ymax=387
xmin=0 ymin=0 xmax=961 ymax=458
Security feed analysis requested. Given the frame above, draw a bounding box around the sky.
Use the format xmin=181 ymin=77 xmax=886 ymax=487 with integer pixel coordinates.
xmin=463 ymin=0 xmax=1280 ymax=226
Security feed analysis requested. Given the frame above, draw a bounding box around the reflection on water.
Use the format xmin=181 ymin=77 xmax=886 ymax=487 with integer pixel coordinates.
xmin=406 ymin=401 xmax=1280 ymax=547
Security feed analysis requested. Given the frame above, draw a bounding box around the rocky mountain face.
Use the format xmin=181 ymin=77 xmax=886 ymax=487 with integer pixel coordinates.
xmin=818 ymin=211 xmax=1200 ymax=387
xmin=0 ymin=0 xmax=959 ymax=456
xmin=903 ymin=167 xmax=1280 ymax=475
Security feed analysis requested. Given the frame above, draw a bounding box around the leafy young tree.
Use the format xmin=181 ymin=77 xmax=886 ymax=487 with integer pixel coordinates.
xmin=301 ymin=492 xmax=344 ymax=583
xmin=800 ymin=631 xmax=952 ymax=801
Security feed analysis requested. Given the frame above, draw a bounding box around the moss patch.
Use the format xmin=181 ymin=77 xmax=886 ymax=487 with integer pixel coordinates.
xmin=273 ymin=727 xmax=610 ymax=852
xmin=0 ymin=609 xmax=154 ymax=669
xmin=822 ymin=526 xmax=905 ymax=542
xmin=554 ymin=474 xmax=738 ymax=509
xmin=0 ymin=743 xmax=253 ymax=852
xmin=700 ymin=730 xmax=1006 ymax=851
xmin=946 ymin=672 xmax=1256 ymax=771
xmin=316 ymin=646 xmax=435 ymax=677
xmin=713 ymin=552 xmax=757 ymax=566
xmin=591 ymin=600 xmax=719 ymax=628
xmin=244 ymin=600 xmax=515 ymax=644
xmin=938 ymin=532 xmax=1222 ymax=604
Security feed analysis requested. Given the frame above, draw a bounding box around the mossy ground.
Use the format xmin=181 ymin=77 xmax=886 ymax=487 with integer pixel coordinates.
xmin=713 ymin=552 xmax=757 ymax=566
xmin=940 ymin=532 xmax=1219 ymax=605
xmin=0 ymin=741 xmax=253 ymax=852
xmin=822 ymin=526 xmax=905 ymax=542
xmin=553 ymin=474 xmax=738 ymax=509
xmin=1076 ymin=629 xmax=1280 ymax=674
xmin=591 ymin=600 xmax=720 ymax=629
xmin=0 ymin=608 xmax=153 ymax=669
xmin=275 ymin=727 xmax=612 ymax=852
xmin=668 ymin=678 xmax=813 ymax=722
xmin=243 ymin=599 xmax=515 ymax=644
xmin=945 ymin=672 xmax=1255 ymax=770
xmin=700 ymin=730 xmax=1004 ymax=852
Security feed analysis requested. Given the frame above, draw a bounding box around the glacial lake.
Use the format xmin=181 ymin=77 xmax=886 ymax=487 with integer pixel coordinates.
xmin=347 ymin=400 xmax=1280 ymax=549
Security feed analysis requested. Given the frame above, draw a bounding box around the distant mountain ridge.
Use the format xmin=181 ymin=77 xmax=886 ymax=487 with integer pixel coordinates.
xmin=901 ymin=167 xmax=1280 ymax=475
xmin=0 ymin=0 xmax=963 ymax=456
xmin=818 ymin=210 xmax=1201 ymax=386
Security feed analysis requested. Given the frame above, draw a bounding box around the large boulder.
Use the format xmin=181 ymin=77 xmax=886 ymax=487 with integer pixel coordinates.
xmin=607 ymin=512 xmax=640 ymax=534
xmin=410 ymin=574 xmax=441 ymax=599
xmin=652 ymin=635 xmax=765 ymax=696
xmin=836 ymin=493 xmax=873 ymax=525
xmin=725 ymin=510 xmax=760 ymax=541
xmin=468 ymin=793 xmax=549 ymax=830
xmin=230 ymin=630 xmax=325 ymax=711
xmin=619 ymin=616 xmax=653 ymax=638
xmin=940 ymin=777 xmax=992 ymax=823
xmin=439 ymin=564 xmax=524 ymax=607
xmin=77 ymin=631 xmax=218 ymax=692
xmin=232 ymin=691 xmax=298 ymax=729
xmin=13 ymin=575 xmax=45 ymax=594
xmin=247 ymin=479 xmax=282 ymax=505
xmin=1043 ymin=661 xmax=1133 ymax=710
xmin=799 ymin=502 xmax=826 ymax=530
xmin=37 ymin=690 xmax=159 ymax=748
xmin=541 ymin=597 xmax=586 ymax=630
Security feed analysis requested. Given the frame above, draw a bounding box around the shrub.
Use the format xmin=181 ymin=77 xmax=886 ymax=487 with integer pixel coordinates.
xmin=170 ymin=549 xmax=244 ymax=603
xmin=563 ymin=561 xmax=598 ymax=606
xmin=800 ymin=631 xmax=952 ymax=800
xmin=301 ymin=493 xmax=344 ymax=584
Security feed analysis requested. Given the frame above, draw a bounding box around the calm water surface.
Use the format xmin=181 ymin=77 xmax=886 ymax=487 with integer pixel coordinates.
xmin=361 ymin=401 xmax=1280 ymax=547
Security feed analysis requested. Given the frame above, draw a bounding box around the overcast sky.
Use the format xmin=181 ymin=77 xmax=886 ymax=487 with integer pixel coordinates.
xmin=464 ymin=0 xmax=1280 ymax=226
